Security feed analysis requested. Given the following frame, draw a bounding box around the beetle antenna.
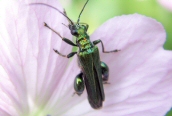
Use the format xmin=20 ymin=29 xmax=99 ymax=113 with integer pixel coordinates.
xmin=62 ymin=23 xmax=68 ymax=28
xmin=77 ymin=0 xmax=89 ymax=24
xmin=29 ymin=3 xmax=74 ymax=25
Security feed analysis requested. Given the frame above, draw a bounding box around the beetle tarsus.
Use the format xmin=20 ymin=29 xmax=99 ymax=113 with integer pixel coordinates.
xmin=44 ymin=22 xmax=48 ymax=27
xmin=93 ymin=39 xmax=120 ymax=53
xmin=53 ymin=49 xmax=66 ymax=57
xmin=103 ymin=81 xmax=110 ymax=84
xmin=53 ymin=49 xmax=77 ymax=58
xmin=112 ymin=49 xmax=120 ymax=52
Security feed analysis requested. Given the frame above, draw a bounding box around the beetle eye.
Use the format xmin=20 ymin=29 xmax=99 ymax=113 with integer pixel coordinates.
xmin=71 ymin=30 xmax=79 ymax=36
xmin=69 ymin=25 xmax=79 ymax=36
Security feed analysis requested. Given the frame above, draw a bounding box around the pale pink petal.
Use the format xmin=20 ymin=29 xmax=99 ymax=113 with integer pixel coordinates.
xmin=158 ymin=0 xmax=172 ymax=11
xmin=58 ymin=14 xmax=172 ymax=116
xmin=0 ymin=0 xmax=73 ymax=115
xmin=1 ymin=0 xmax=172 ymax=116
xmin=87 ymin=14 xmax=172 ymax=116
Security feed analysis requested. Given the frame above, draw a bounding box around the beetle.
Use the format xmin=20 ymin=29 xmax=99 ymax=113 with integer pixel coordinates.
xmin=30 ymin=0 xmax=119 ymax=109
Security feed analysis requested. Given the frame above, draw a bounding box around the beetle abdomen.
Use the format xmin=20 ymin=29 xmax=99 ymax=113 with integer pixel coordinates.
xmin=78 ymin=46 xmax=104 ymax=109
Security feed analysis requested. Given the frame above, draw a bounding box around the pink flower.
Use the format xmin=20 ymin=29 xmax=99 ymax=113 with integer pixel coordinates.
xmin=0 ymin=0 xmax=172 ymax=116
xmin=158 ymin=0 xmax=172 ymax=11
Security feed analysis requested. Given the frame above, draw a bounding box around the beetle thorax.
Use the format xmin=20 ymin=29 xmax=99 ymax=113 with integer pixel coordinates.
xmin=77 ymin=34 xmax=93 ymax=51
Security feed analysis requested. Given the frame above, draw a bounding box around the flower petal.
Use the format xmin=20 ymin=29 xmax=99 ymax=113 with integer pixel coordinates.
xmin=86 ymin=14 xmax=172 ymax=115
xmin=0 ymin=0 xmax=73 ymax=115
xmin=158 ymin=0 xmax=172 ymax=11
xmin=1 ymin=0 xmax=172 ymax=115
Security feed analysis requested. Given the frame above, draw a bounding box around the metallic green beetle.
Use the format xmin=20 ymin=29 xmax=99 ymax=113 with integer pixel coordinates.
xmin=30 ymin=0 xmax=119 ymax=109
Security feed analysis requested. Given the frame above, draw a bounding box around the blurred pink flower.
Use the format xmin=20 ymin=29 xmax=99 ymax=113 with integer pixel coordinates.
xmin=0 ymin=0 xmax=172 ymax=116
xmin=158 ymin=0 xmax=172 ymax=11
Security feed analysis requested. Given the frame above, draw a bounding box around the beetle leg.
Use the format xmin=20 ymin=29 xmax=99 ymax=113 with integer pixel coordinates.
xmin=93 ymin=39 xmax=120 ymax=53
xmin=44 ymin=22 xmax=77 ymax=46
xmin=74 ymin=72 xmax=85 ymax=96
xmin=101 ymin=61 xmax=110 ymax=84
xmin=53 ymin=49 xmax=77 ymax=58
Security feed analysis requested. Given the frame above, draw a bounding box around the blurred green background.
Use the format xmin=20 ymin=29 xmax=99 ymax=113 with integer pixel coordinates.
xmin=59 ymin=0 xmax=172 ymax=115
